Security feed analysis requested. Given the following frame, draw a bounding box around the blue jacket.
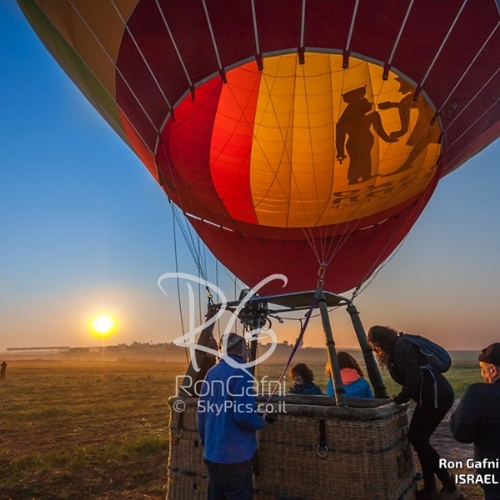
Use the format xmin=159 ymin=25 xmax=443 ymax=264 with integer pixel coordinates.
xmin=197 ymin=355 xmax=265 ymax=464
xmin=327 ymin=368 xmax=373 ymax=398
xmin=290 ymin=381 xmax=323 ymax=395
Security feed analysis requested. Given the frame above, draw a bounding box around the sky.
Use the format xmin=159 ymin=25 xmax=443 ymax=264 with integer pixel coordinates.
xmin=1 ymin=1 xmax=500 ymax=352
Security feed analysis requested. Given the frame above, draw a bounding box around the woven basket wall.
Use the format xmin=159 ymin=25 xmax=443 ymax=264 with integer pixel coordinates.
xmin=166 ymin=396 xmax=416 ymax=500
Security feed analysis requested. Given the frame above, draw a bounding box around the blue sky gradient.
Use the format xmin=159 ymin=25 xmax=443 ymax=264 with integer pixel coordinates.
xmin=1 ymin=1 xmax=500 ymax=351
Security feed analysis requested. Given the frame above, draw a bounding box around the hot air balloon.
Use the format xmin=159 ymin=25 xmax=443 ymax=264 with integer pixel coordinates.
xmin=17 ymin=0 xmax=500 ymax=296
xmin=17 ymin=2 xmax=500 ymax=499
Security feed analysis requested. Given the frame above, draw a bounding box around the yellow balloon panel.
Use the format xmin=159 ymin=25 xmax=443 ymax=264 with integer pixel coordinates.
xmin=245 ymin=53 xmax=441 ymax=228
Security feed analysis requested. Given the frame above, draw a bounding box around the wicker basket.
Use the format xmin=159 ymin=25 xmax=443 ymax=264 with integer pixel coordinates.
xmin=166 ymin=395 xmax=416 ymax=500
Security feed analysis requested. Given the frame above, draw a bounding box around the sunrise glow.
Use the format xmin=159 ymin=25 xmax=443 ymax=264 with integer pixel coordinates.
xmin=89 ymin=313 xmax=117 ymax=338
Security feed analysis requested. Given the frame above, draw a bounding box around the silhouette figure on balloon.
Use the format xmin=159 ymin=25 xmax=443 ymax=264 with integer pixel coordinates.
xmin=336 ymin=86 xmax=398 ymax=185
xmin=378 ymin=77 xmax=440 ymax=176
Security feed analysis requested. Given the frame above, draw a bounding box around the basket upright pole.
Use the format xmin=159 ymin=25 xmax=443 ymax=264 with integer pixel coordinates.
xmin=346 ymin=303 xmax=388 ymax=398
xmin=317 ymin=287 xmax=347 ymax=406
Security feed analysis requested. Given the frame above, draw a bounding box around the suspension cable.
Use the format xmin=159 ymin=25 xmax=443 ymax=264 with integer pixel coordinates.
xmin=265 ymin=293 xmax=319 ymax=403
xmin=171 ymin=206 xmax=190 ymax=365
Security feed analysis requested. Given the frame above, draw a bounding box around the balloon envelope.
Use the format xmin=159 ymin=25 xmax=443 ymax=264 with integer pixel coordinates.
xmin=18 ymin=0 xmax=500 ymax=294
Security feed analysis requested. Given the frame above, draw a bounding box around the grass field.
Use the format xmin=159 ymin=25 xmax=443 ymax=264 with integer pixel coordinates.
xmin=0 ymin=357 xmax=484 ymax=499
xmin=0 ymin=360 xmax=186 ymax=500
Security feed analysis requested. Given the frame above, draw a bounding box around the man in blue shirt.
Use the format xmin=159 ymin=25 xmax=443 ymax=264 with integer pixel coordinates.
xmin=197 ymin=333 xmax=265 ymax=500
xmin=451 ymin=343 xmax=500 ymax=500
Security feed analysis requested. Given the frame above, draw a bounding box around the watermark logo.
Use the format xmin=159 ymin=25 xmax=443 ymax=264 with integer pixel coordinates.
xmin=439 ymin=458 xmax=500 ymax=485
xmin=196 ymin=399 xmax=287 ymax=416
xmin=157 ymin=272 xmax=288 ymax=372
xmin=171 ymin=399 xmax=186 ymax=413
xmin=160 ymin=273 xmax=291 ymax=416
xmin=173 ymin=375 xmax=288 ymax=414
xmin=175 ymin=374 xmax=287 ymax=399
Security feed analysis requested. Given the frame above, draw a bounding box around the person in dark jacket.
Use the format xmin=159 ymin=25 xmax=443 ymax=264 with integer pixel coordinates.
xmin=197 ymin=333 xmax=265 ymax=500
xmin=368 ymin=325 xmax=462 ymax=500
xmin=326 ymin=351 xmax=373 ymax=398
xmin=450 ymin=343 xmax=500 ymax=500
xmin=289 ymin=363 xmax=323 ymax=395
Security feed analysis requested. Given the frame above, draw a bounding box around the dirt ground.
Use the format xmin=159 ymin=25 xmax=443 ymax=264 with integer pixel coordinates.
xmin=432 ymin=401 xmax=473 ymax=463
xmin=417 ymin=401 xmax=484 ymax=499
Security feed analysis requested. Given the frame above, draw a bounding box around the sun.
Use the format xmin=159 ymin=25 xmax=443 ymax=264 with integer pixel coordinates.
xmin=89 ymin=313 xmax=117 ymax=338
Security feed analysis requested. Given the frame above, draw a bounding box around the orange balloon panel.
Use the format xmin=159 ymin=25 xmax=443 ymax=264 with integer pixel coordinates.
xmin=169 ymin=53 xmax=441 ymax=231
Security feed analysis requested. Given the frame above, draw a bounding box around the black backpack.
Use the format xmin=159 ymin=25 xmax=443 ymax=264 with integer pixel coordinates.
xmin=400 ymin=333 xmax=452 ymax=373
